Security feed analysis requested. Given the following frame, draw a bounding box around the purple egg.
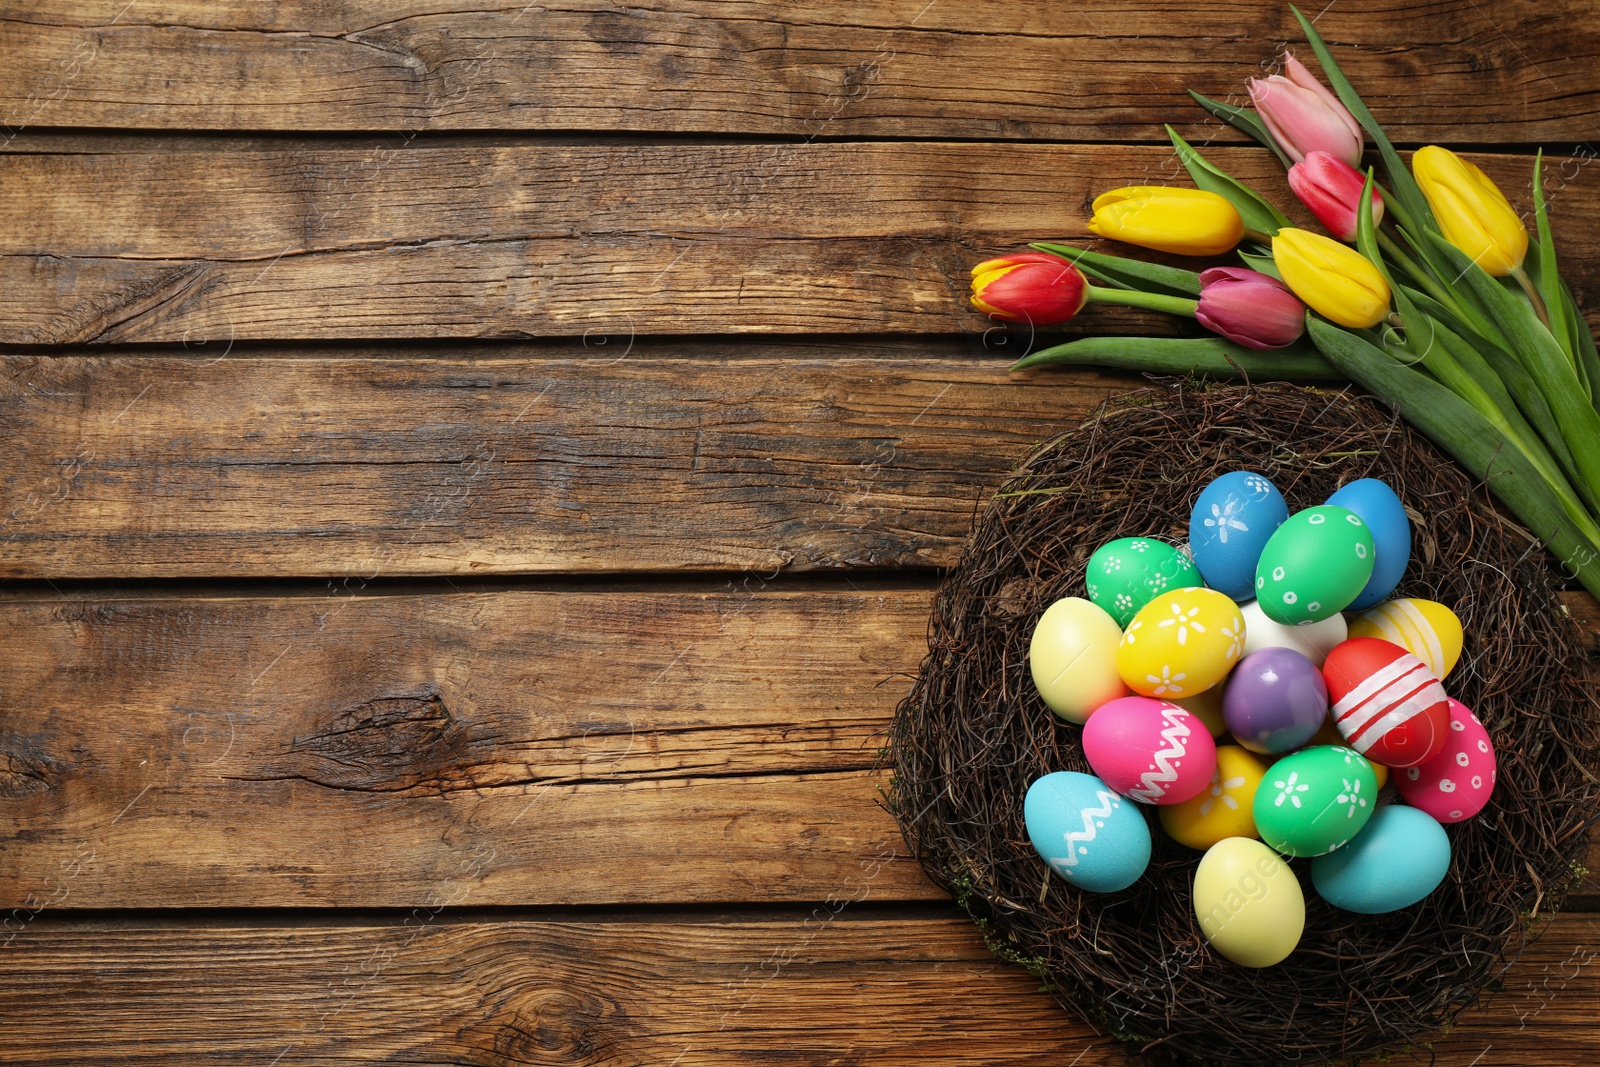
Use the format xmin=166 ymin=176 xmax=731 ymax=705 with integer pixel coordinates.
xmin=1223 ymin=647 xmax=1329 ymax=754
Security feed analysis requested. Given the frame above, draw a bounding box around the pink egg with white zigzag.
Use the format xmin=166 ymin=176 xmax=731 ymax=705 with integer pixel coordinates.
xmin=1396 ymin=698 xmax=1497 ymax=823
xmin=1082 ymin=696 xmax=1217 ymax=805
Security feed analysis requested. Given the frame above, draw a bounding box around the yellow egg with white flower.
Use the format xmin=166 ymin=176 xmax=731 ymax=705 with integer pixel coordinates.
xmin=1160 ymin=745 xmax=1270 ymax=849
xmin=1117 ymin=587 xmax=1245 ymax=699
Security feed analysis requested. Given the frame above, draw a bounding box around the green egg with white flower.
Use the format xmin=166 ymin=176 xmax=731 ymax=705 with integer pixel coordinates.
xmin=1254 ymin=506 xmax=1375 ymax=625
xmin=1086 ymin=538 xmax=1202 ymax=627
xmin=1253 ymin=745 xmax=1378 ymax=858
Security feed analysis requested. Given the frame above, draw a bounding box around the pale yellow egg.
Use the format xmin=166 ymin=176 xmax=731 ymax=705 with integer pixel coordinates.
xmin=1193 ymin=837 xmax=1305 ymax=967
xmin=1029 ymin=597 xmax=1129 ymax=724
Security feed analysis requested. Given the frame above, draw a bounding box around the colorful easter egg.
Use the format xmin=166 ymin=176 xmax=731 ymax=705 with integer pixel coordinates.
xmin=1025 ymin=771 xmax=1152 ymax=893
xmin=1193 ymin=837 xmax=1305 ymax=967
xmin=1223 ymin=647 xmax=1330 ymax=755
xmin=1322 ymin=638 xmax=1450 ymax=768
xmin=1240 ymin=598 xmax=1347 ymax=667
xmin=1029 ymin=597 xmax=1130 ymax=724
xmin=1172 ymin=684 xmax=1228 ymax=739
xmin=1254 ymin=506 xmax=1375 ymax=625
xmin=1188 ymin=471 xmax=1290 ymax=600
xmin=1086 ymin=537 xmax=1203 ymax=627
xmin=1082 ymin=696 xmax=1217 ymax=805
xmin=1253 ymin=745 xmax=1378 ymax=857
xmin=1118 ymin=588 xmax=1245 ymax=699
xmin=1160 ymin=745 xmax=1270 ymax=849
xmin=1347 ymin=598 xmax=1464 ymax=680
xmin=1311 ymin=804 xmax=1451 ymax=913
xmin=1326 ymin=479 xmax=1411 ymax=610
xmin=1396 ymin=698 xmax=1496 ymax=823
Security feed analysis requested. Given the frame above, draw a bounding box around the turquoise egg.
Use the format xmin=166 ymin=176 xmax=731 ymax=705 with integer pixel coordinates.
xmin=1188 ymin=471 xmax=1289 ymax=600
xmin=1024 ymin=771 xmax=1152 ymax=893
xmin=1254 ymin=506 xmax=1375 ymax=625
xmin=1311 ymin=804 xmax=1451 ymax=913
xmin=1326 ymin=479 xmax=1411 ymax=611
xmin=1086 ymin=537 xmax=1202 ymax=627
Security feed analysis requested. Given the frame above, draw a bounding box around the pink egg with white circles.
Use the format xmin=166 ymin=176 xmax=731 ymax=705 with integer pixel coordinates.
xmin=1082 ymin=696 xmax=1217 ymax=806
xmin=1396 ymin=698 xmax=1496 ymax=823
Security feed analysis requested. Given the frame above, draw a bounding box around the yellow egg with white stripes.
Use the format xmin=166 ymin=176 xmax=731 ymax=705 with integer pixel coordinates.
xmin=1346 ymin=598 xmax=1463 ymax=679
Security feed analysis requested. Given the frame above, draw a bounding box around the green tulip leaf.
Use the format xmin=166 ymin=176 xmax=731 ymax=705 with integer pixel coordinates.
xmin=1029 ymin=242 xmax=1201 ymax=296
xmin=1166 ymin=125 xmax=1292 ymax=236
xmin=1561 ymin=282 xmax=1600 ymax=414
xmin=1531 ymin=152 xmax=1579 ymax=375
xmin=1186 ymin=91 xmax=1294 ymax=169
xmin=1236 ymin=249 xmax=1283 ymax=281
xmin=1011 ymin=334 xmax=1337 ymax=378
xmin=1424 ymin=229 xmax=1600 ymax=507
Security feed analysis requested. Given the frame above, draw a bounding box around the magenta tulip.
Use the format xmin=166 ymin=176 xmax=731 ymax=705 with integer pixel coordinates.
xmin=1195 ymin=268 xmax=1307 ymax=350
xmin=1287 ymin=151 xmax=1384 ymax=241
xmin=1248 ymin=53 xmax=1363 ymax=166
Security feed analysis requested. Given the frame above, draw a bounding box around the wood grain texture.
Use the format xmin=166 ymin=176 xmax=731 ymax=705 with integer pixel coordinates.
xmin=0 ymin=585 xmax=1593 ymax=909
xmin=2 ymin=1 xmax=1598 ymax=141
xmin=1 ymin=911 xmax=1597 ymax=1065
xmin=0 ymin=355 xmax=1116 ymax=578
xmin=2 ymin=142 xmax=1596 ymax=342
xmin=0 ymin=587 xmax=935 ymax=908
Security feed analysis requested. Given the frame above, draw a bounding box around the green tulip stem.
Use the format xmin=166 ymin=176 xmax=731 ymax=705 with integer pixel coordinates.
xmin=1376 ymin=229 xmax=1466 ymax=320
xmin=1083 ymin=285 xmax=1199 ymax=318
xmin=1374 ymin=183 xmax=1419 ymax=236
xmin=1510 ymin=265 xmax=1553 ymax=330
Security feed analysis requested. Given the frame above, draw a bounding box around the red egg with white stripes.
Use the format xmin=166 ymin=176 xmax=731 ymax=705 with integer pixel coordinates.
xmin=1082 ymin=696 xmax=1217 ymax=805
xmin=1321 ymin=637 xmax=1450 ymax=768
xmin=1397 ymin=698 xmax=1496 ymax=822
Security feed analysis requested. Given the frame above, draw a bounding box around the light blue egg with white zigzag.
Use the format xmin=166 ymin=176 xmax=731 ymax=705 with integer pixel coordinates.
xmin=1024 ymin=770 xmax=1152 ymax=893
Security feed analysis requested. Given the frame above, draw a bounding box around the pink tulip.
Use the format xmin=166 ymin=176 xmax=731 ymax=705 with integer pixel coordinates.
xmin=1248 ymin=53 xmax=1363 ymax=166
xmin=1287 ymin=151 xmax=1385 ymax=241
xmin=1195 ymin=268 xmax=1306 ymax=350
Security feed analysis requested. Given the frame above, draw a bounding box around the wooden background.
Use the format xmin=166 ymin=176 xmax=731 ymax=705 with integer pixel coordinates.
xmin=2 ymin=1 xmax=1598 ymax=1062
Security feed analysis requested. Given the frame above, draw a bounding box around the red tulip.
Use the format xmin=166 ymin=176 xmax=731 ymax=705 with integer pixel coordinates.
xmin=1288 ymin=151 xmax=1385 ymax=242
xmin=970 ymin=252 xmax=1089 ymax=325
xmin=1195 ymin=268 xmax=1306 ymax=350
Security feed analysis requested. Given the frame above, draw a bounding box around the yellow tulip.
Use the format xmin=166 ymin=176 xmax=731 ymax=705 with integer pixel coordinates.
xmin=1412 ymin=146 xmax=1528 ymax=277
xmin=1087 ymin=187 xmax=1244 ymax=257
xmin=1272 ymin=227 xmax=1391 ymax=329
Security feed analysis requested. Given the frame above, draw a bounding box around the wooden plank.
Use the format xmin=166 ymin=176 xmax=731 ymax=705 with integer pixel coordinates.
xmin=1 ymin=911 xmax=1597 ymax=1064
xmin=0 ymin=355 xmax=1116 ymax=578
xmin=2 ymin=2 xmax=1597 ymax=141
xmin=0 ymin=587 xmax=940 ymax=908
xmin=2 ymin=142 xmax=1595 ymax=342
xmin=0 ymin=585 xmax=1593 ymax=909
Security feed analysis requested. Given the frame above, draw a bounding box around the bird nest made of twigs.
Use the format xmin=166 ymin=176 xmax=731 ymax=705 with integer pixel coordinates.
xmin=887 ymin=381 xmax=1600 ymax=1065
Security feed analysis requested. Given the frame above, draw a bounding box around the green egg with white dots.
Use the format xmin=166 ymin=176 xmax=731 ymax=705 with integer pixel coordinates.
xmin=1085 ymin=538 xmax=1202 ymax=627
xmin=1254 ymin=506 xmax=1375 ymax=625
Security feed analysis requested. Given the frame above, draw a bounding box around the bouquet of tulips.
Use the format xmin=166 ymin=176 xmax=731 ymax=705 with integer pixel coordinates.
xmin=977 ymin=5 xmax=1600 ymax=600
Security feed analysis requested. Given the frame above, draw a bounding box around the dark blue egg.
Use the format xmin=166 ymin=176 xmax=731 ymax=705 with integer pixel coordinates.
xmin=1326 ymin=479 xmax=1410 ymax=610
xmin=1188 ymin=471 xmax=1288 ymax=600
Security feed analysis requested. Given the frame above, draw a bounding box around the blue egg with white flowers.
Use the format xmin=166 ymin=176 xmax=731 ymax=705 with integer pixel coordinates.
xmin=1326 ymin=478 xmax=1411 ymax=610
xmin=1024 ymin=771 xmax=1151 ymax=893
xmin=1311 ymin=804 xmax=1450 ymax=913
xmin=1188 ymin=471 xmax=1289 ymax=600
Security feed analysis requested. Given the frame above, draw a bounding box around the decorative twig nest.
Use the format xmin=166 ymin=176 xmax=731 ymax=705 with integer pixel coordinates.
xmin=888 ymin=382 xmax=1600 ymax=1065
